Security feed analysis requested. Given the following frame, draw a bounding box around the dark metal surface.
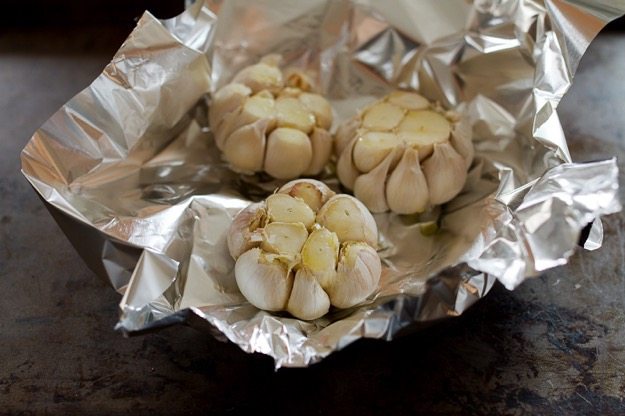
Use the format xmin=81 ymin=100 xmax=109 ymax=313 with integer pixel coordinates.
xmin=1 ymin=27 xmax=624 ymax=415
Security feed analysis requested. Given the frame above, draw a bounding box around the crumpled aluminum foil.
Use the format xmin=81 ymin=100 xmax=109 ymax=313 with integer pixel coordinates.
xmin=21 ymin=0 xmax=623 ymax=368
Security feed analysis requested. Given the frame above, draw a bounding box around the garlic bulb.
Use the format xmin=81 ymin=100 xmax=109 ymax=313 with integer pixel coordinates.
xmin=228 ymin=179 xmax=382 ymax=320
xmin=335 ymin=91 xmax=473 ymax=214
xmin=210 ymin=56 xmax=334 ymax=179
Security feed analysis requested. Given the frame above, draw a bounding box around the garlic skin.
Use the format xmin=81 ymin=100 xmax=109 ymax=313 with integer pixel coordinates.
xmin=327 ymin=243 xmax=381 ymax=309
xmin=335 ymin=90 xmax=473 ymax=214
xmin=229 ymin=179 xmax=382 ymax=320
xmin=422 ymin=142 xmax=467 ymax=205
xmin=234 ymin=248 xmax=293 ymax=311
xmin=353 ymin=145 xmax=404 ymax=214
xmin=287 ymin=268 xmax=331 ymax=320
xmin=227 ymin=202 xmax=266 ymax=260
xmin=210 ymin=57 xmax=334 ymax=180
xmin=385 ymin=147 xmax=429 ymax=214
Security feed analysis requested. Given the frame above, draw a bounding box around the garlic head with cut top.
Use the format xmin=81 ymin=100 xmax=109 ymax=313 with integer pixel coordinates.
xmin=228 ymin=179 xmax=382 ymax=320
xmin=336 ymin=91 xmax=473 ymax=215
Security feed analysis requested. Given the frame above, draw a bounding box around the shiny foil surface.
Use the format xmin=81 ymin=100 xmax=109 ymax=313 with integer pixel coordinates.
xmin=21 ymin=0 xmax=623 ymax=367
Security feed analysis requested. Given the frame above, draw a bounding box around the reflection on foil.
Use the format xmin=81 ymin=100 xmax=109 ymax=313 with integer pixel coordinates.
xmin=21 ymin=1 xmax=623 ymax=367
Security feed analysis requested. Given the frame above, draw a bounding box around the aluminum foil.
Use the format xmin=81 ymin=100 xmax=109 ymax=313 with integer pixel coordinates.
xmin=21 ymin=0 xmax=624 ymax=368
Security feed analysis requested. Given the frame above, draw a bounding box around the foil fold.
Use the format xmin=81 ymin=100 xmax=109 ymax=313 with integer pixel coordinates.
xmin=21 ymin=0 xmax=623 ymax=367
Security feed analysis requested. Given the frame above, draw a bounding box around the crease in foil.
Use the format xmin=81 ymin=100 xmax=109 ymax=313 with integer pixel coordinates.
xmin=21 ymin=0 xmax=623 ymax=367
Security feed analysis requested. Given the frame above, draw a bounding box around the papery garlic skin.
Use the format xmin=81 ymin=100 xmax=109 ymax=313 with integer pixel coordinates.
xmin=287 ymin=268 xmax=331 ymax=320
xmin=227 ymin=202 xmax=266 ymax=260
xmin=328 ymin=243 xmax=381 ymax=309
xmin=228 ymin=179 xmax=382 ymax=320
xmin=210 ymin=57 xmax=334 ymax=179
xmin=335 ymin=91 xmax=473 ymax=214
xmin=235 ymin=248 xmax=293 ymax=311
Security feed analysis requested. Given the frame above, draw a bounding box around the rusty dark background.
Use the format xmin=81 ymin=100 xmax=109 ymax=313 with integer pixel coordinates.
xmin=1 ymin=1 xmax=625 ymax=414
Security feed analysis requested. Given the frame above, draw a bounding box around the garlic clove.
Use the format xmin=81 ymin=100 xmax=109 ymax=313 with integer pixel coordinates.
xmin=284 ymin=68 xmax=315 ymax=92
xmin=232 ymin=62 xmax=284 ymax=94
xmin=235 ymin=248 xmax=294 ymax=311
xmin=223 ymin=120 xmax=267 ymax=174
xmin=362 ymin=102 xmax=405 ymax=131
xmin=386 ymin=90 xmax=429 ymax=110
xmin=352 ymin=131 xmax=401 ymax=173
xmin=334 ymin=116 xmax=359 ymax=156
xmin=397 ymin=131 xmax=432 ymax=161
xmin=450 ymin=116 xmax=474 ymax=170
xmin=275 ymin=97 xmax=315 ymax=134
xmin=385 ymin=147 xmax=430 ymax=214
xmin=327 ymin=242 xmax=381 ymax=309
xmin=422 ymin=142 xmax=467 ymax=205
xmin=213 ymin=108 xmax=242 ymax=150
xmin=286 ymin=268 xmax=330 ymax=320
xmin=316 ymin=194 xmax=378 ymax=248
xmin=336 ymin=137 xmax=360 ymax=190
xmin=353 ymin=145 xmax=404 ymax=213
xmin=260 ymin=221 xmax=309 ymax=256
xmin=278 ymin=179 xmax=335 ymax=212
xmin=278 ymin=87 xmax=302 ymax=98
xmin=264 ymin=127 xmax=313 ymax=179
xmin=266 ymin=193 xmax=316 ymax=229
xmin=209 ymin=83 xmax=252 ymax=133
xmin=298 ymin=93 xmax=333 ymax=130
xmin=303 ymin=128 xmax=333 ymax=176
xmin=227 ymin=202 xmax=267 ymax=260
xmin=398 ymin=110 xmax=451 ymax=148
xmin=222 ymin=119 xmax=269 ymax=174
xmin=259 ymin=54 xmax=283 ymax=67
xmin=300 ymin=227 xmax=339 ymax=289
xmin=237 ymin=93 xmax=277 ymax=130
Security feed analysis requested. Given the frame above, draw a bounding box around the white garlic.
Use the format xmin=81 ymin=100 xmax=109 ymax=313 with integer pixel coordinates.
xmin=278 ymin=179 xmax=336 ymax=212
xmin=385 ymin=147 xmax=429 ymax=214
xmin=227 ymin=202 xmax=266 ymax=260
xmin=327 ymin=243 xmax=381 ymax=309
xmin=316 ymin=194 xmax=378 ymax=248
xmin=334 ymin=90 xmax=473 ymax=214
xmin=229 ymin=180 xmax=382 ymax=320
xmin=304 ymin=128 xmax=333 ymax=176
xmin=397 ymin=110 xmax=450 ymax=156
xmin=422 ymin=142 xmax=467 ymax=205
xmin=353 ymin=145 xmax=403 ymax=214
xmin=213 ymin=109 xmax=242 ymax=150
xmin=287 ymin=268 xmax=330 ymax=320
xmin=352 ymin=131 xmax=400 ymax=173
xmin=264 ymin=127 xmax=313 ymax=179
xmin=386 ymin=90 xmax=429 ymax=110
xmin=284 ymin=68 xmax=315 ymax=92
xmin=266 ymin=193 xmax=315 ymax=229
xmin=362 ymin=102 xmax=405 ymax=131
xmin=232 ymin=62 xmax=284 ymax=94
xmin=236 ymin=92 xmax=277 ymax=130
xmin=222 ymin=119 xmax=270 ymax=174
xmin=210 ymin=57 xmax=334 ymax=179
xmin=276 ymin=97 xmax=315 ymax=134
xmin=260 ymin=222 xmax=308 ymax=256
xmin=450 ymin=115 xmax=474 ymax=169
xmin=298 ymin=93 xmax=333 ymax=130
xmin=300 ymin=227 xmax=339 ymax=289
xmin=209 ymin=83 xmax=251 ymax=133
xmin=335 ymin=115 xmax=359 ymax=156
xmin=336 ymin=137 xmax=360 ymax=190
xmin=234 ymin=248 xmax=293 ymax=311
